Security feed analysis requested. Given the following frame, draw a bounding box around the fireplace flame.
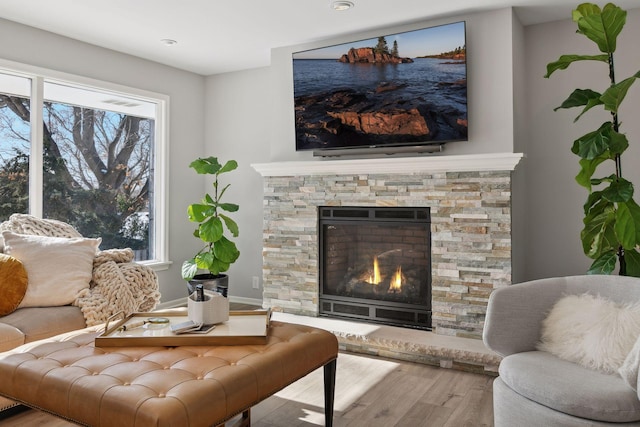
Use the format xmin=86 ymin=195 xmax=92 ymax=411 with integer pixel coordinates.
xmin=389 ymin=266 xmax=403 ymax=293
xmin=367 ymin=256 xmax=382 ymax=285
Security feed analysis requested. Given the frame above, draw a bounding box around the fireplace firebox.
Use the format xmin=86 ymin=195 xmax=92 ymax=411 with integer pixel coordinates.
xmin=319 ymin=206 xmax=431 ymax=330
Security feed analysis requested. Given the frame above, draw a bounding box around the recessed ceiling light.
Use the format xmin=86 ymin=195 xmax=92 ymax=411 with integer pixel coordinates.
xmin=331 ymin=1 xmax=354 ymax=11
xmin=160 ymin=39 xmax=177 ymax=46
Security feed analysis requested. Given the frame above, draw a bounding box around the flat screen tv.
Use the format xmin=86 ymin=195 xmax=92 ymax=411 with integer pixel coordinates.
xmin=293 ymin=21 xmax=467 ymax=154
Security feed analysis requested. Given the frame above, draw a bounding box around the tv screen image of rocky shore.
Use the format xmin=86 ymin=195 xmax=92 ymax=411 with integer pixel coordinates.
xmin=293 ymin=21 xmax=467 ymax=151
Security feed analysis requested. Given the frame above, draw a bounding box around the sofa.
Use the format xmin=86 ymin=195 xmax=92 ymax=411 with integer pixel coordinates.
xmin=0 ymin=214 xmax=161 ymax=412
xmin=484 ymin=275 xmax=640 ymax=426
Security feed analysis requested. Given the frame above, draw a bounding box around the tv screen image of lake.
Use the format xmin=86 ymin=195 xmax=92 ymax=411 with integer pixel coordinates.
xmin=293 ymin=57 xmax=467 ymax=151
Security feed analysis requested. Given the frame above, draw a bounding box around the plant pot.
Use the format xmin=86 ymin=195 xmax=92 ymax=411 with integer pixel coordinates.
xmin=187 ymin=273 xmax=228 ymax=297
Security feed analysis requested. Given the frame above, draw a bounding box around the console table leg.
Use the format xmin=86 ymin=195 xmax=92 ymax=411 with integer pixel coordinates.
xmin=324 ymin=358 xmax=337 ymax=427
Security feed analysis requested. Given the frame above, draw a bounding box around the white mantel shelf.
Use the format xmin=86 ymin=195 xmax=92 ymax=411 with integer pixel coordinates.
xmin=252 ymin=152 xmax=524 ymax=177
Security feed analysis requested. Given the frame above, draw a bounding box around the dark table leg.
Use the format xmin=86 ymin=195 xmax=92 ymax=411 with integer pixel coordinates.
xmin=324 ymin=358 xmax=337 ymax=427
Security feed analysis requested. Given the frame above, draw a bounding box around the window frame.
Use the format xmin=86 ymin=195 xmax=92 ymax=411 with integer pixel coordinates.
xmin=0 ymin=59 xmax=170 ymax=271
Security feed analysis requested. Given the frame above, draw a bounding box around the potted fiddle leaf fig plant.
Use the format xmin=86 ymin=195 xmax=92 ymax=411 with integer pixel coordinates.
xmin=545 ymin=2 xmax=640 ymax=276
xmin=181 ymin=156 xmax=240 ymax=295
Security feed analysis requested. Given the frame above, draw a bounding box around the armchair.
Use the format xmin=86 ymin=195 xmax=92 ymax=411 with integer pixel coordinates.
xmin=484 ymin=275 xmax=640 ymax=426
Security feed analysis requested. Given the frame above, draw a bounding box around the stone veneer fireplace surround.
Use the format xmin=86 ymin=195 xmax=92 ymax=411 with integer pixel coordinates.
xmin=252 ymin=153 xmax=523 ymax=340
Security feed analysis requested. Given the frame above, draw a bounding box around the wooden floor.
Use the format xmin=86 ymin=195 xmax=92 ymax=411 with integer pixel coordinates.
xmin=0 ymin=352 xmax=493 ymax=427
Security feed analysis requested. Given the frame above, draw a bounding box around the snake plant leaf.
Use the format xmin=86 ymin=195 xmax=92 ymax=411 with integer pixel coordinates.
xmin=615 ymin=202 xmax=638 ymax=249
xmin=199 ymin=216 xmax=223 ymax=242
xmin=573 ymin=3 xmax=626 ymax=53
xmin=625 ymin=249 xmax=640 ymax=277
xmin=576 ymin=156 xmax=607 ymax=189
xmin=587 ymin=250 xmax=618 ymax=274
xmin=601 ymin=176 xmax=633 ymax=203
xmin=219 ymin=213 xmax=239 ymax=237
xmin=544 ymin=54 xmax=608 ymax=78
xmin=600 ymin=71 xmax=640 ymax=113
xmin=190 ymin=156 xmax=222 ymax=175
xmin=571 ymin=122 xmax=612 ymax=159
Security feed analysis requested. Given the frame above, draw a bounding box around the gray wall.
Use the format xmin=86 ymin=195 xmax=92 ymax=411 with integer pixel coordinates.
xmin=0 ymin=18 xmax=207 ymax=302
xmin=204 ymin=67 xmax=271 ymax=301
xmin=523 ymin=7 xmax=640 ymax=279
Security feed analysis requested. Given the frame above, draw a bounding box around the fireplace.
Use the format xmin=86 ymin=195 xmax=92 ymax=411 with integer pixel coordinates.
xmin=253 ymin=153 xmax=522 ymax=339
xmin=319 ymin=206 xmax=431 ymax=329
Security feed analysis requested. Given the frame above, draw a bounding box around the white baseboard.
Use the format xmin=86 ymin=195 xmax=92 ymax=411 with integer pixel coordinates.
xmin=156 ymin=298 xmax=187 ymax=309
xmin=229 ymin=296 xmax=263 ymax=307
xmin=157 ymin=296 xmax=262 ymax=310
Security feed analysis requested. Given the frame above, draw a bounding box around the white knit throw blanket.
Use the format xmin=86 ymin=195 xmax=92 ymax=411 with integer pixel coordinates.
xmin=0 ymin=214 xmax=160 ymax=326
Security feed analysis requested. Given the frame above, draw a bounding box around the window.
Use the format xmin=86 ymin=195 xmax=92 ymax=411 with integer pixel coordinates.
xmin=0 ymin=66 xmax=168 ymax=267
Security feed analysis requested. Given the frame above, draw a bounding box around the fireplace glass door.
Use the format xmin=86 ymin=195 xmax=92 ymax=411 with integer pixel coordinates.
xmin=319 ymin=206 xmax=431 ymax=329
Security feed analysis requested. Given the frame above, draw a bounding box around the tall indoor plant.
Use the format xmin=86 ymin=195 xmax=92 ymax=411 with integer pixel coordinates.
xmin=545 ymin=2 xmax=640 ymax=276
xmin=181 ymin=156 xmax=240 ymax=294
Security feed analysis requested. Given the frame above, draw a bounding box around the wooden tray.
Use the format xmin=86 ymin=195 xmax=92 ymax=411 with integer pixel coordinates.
xmin=95 ymin=309 xmax=270 ymax=347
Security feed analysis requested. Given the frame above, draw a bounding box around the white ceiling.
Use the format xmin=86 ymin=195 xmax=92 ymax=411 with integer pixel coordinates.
xmin=0 ymin=0 xmax=638 ymax=76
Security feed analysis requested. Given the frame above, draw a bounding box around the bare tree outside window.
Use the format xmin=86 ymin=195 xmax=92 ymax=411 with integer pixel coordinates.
xmin=0 ymin=92 xmax=154 ymax=260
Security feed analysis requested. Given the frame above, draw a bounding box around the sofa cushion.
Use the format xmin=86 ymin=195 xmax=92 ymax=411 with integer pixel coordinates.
xmin=1 ymin=306 xmax=86 ymax=344
xmin=0 ymin=254 xmax=28 ymax=315
xmin=0 ymin=323 xmax=24 ymax=353
xmin=2 ymin=232 xmax=100 ymax=308
xmin=500 ymin=351 xmax=640 ymax=422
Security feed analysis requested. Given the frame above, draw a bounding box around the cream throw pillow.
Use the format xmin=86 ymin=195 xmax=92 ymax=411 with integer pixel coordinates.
xmin=2 ymin=231 xmax=100 ymax=308
xmin=537 ymin=293 xmax=640 ymax=374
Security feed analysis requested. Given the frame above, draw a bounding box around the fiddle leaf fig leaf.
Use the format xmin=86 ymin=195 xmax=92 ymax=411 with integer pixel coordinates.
xmin=608 ymin=129 xmax=629 ymax=156
xmin=573 ymin=3 xmax=626 ymax=53
xmin=213 ymin=236 xmax=240 ymax=263
xmin=581 ymin=205 xmax=616 ymax=257
xmin=600 ymin=71 xmax=640 ymax=113
xmin=544 ymin=54 xmax=608 ymax=78
xmin=181 ymin=259 xmax=198 ymax=281
xmin=626 ymin=198 xmax=640 ymax=244
xmin=195 ymin=251 xmax=215 ymax=271
xmin=583 ymin=190 xmax=609 ymax=216
xmin=572 ymin=122 xmax=612 ymax=159
xmin=218 ymin=203 xmax=239 ymax=213
xmin=601 ymin=177 xmax=633 ymax=203
xmin=587 ymin=251 xmax=618 ymax=274
xmin=576 ymin=156 xmax=606 ymax=189
xmin=208 ymin=258 xmax=230 ymax=275
xmin=199 ymin=217 xmax=223 ymax=242
xmin=554 ymin=89 xmax=603 ymax=122
xmin=625 ymin=249 xmax=640 ymax=277
xmin=615 ymin=201 xmax=638 ymax=249
xmin=188 ymin=203 xmax=211 ymax=222
xmin=219 ymin=160 xmax=238 ymax=174
xmin=220 ymin=213 xmax=239 ymax=237
xmin=190 ymin=156 xmax=222 ymax=175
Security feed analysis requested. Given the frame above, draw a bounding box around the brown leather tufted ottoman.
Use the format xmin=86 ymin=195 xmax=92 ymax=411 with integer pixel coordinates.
xmin=0 ymin=321 xmax=338 ymax=427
